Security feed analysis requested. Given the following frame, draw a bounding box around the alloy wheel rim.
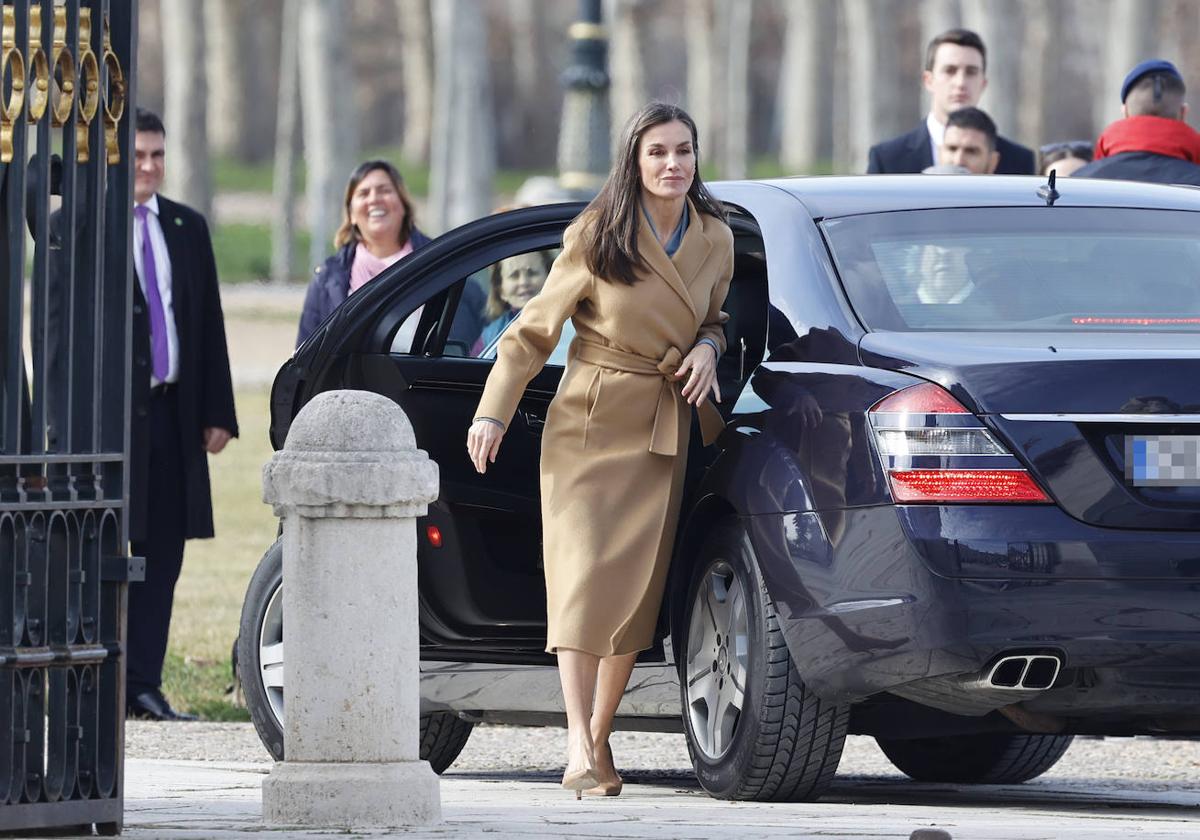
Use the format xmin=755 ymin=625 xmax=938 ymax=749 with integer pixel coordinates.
xmin=684 ymin=558 xmax=749 ymax=761
xmin=258 ymin=581 xmax=285 ymax=727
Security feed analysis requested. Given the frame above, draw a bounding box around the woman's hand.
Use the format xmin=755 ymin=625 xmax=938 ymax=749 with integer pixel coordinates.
xmin=676 ymin=342 xmax=720 ymax=406
xmin=467 ymin=419 xmax=505 ymax=474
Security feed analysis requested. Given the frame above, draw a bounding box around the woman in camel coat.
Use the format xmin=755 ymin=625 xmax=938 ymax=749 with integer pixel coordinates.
xmin=467 ymin=102 xmax=733 ymax=798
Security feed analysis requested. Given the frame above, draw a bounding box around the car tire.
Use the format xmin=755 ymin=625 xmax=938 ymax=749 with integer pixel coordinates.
xmin=419 ymin=709 xmax=476 ymax=774
xmin=236 ymin=537 xmax=475 ymax=772
xmin=678 ymin=520 xmax=849 ymax=801
xmin=238 ymin=539 xmax=285 ymax=761
xmin=876 ymin=733 xmax=1075 ymax=784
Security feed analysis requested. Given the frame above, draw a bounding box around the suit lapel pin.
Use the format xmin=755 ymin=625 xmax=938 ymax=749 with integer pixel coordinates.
xmin=174 ymin=217 xmax=182 ymax=226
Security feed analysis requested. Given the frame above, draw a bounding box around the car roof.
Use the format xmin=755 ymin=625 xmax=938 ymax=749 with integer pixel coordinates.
xmin=720 ymin=174 xmax=1200 ymax=219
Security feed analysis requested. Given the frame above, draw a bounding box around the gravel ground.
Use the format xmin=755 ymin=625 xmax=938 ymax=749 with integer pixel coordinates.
xmin=220 ymin=283 xmax=305 ymax=388
xmin=126 ymin=721 xmax=1200 ymax=790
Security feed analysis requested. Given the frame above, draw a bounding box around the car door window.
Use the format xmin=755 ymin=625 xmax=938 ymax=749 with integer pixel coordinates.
xmin=478 ymin=313 xmax=575 ymax=366
xmin=390 ymin=246 xmax=562 ymax=359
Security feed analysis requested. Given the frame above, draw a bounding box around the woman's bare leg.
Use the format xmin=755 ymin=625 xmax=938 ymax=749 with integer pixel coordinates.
xmin=589 ymin=652 xmax=637 ymax=788
xmin=557 ymin=648 xmax=601 ymax=783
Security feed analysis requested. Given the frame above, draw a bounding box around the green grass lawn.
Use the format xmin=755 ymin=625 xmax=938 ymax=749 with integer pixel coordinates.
xmin=163 ymin=385 xmax=276 ymax=720
xmin=213 ymin=223 xmax=313 ymax=284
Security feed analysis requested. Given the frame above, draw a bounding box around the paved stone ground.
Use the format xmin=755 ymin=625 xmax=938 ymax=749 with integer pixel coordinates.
xmin=114 ymin=722 xmax=1200 ymax=838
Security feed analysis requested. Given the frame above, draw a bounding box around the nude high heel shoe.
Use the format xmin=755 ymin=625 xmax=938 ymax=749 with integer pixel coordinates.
xmin=561 ymin=738 xmax=599 ymax=800
xmin=585 ymin=741 xmax=623 ymax=797
xmin=561 ymin=765 xmax=600 ymax=800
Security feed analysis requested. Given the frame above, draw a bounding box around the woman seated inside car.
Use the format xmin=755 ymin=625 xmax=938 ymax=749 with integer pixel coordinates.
xmin=472 ymin=250 xmax=554 ymax=355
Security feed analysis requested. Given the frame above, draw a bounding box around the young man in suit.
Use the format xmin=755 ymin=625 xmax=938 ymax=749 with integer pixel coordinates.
xmin=867 ymin=28 xmax=1035 ymax=175
xmin=126 ymin=108 xmax=238 ymax=720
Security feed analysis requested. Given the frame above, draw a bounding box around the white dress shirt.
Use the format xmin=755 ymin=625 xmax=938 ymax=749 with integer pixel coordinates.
xmin=132 ymin=194 xmax=180 ymax=384
xmin=926 ymin=113 xmax=946 ymax=165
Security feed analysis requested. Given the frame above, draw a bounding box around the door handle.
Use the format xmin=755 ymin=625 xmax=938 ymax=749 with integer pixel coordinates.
xmin=519 ymin=409 xmax=546 ymax=431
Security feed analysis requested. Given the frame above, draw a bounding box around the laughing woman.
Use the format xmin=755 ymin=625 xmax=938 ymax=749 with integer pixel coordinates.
xmin=296 ymin=160 xmax=432 ymax=346
xmin=466 ymin=102 xmax=733 ymax=798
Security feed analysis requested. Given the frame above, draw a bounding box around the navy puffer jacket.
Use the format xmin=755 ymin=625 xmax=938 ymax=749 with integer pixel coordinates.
xmin=296 ymin=228 xmax=432 ymax=347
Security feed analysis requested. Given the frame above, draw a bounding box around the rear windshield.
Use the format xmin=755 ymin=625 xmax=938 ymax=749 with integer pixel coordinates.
xmin=822 ymin=207 xmax=1200 ymax=332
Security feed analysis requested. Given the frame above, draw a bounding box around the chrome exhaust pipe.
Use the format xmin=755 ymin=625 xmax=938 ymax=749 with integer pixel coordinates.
xmin=986 ymin=654 xmax=1062 ymax=690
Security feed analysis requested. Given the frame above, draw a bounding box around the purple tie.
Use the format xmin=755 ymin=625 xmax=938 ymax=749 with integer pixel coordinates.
xmin=135 ymin=205 xmax=170 ymax=381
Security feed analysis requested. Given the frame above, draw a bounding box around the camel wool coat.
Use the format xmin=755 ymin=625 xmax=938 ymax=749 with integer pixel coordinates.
xmin=475 ymin=199 xmax=734 ymax=656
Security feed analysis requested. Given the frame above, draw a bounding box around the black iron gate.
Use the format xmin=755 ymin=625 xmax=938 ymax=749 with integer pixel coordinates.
xmin=0 ymin=0 xmax=136 ymax=834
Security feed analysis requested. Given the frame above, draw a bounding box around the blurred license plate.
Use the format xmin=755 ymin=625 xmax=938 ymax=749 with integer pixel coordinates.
xmin=1126 ymin=435 xmax=1200 ymax=486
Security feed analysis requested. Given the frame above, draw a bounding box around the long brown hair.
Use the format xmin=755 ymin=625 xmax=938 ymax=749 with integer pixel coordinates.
xmin=583 ymin=102 xmax=726 ymax=286
xmin=333 ymin=159 xmax=417 ymax=250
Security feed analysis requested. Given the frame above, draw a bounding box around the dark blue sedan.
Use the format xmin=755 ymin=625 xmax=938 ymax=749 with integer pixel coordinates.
xmin=239 ymin=175 xmax=1200 ymax=801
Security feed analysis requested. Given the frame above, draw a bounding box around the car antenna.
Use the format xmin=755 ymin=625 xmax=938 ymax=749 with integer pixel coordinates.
xmin=1037 ymin=169 xmax=1060 ymax=206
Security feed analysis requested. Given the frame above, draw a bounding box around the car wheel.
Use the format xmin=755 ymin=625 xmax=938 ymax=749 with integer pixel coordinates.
xmin=238 ymin=539 xmax=285 ymax=761
xmin=679 ymin=520 xmax=849 ymax=801
xmin=235 ymin=537 xmax=475 ymax=772
xmin=876 ymin=733 xmax=1075 ymax=784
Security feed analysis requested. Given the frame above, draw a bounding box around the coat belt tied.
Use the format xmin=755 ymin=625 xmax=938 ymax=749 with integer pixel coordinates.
xmin=575 ymin=339 xmax=725 ymax=456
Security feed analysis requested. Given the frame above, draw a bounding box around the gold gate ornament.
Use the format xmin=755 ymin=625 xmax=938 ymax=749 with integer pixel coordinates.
xmin=26 ymin=6 xmax=49 ymax=124
xmin=50 ymin=5 xmax=76 ymax=128
xmin=76 ymin=6 xmax=99 ymax=163
xmin=100 ymin=12 xmax=123 ymax=164
xmin=0 ymin=6 xmax=27 ymax=163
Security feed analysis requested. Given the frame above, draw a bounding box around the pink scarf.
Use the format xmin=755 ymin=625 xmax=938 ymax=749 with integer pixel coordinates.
xmin=349 ymin=240 xmax=413 ymax=294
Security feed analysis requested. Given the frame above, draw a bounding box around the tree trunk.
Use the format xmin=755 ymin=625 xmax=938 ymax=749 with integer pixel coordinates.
xmin=396 ymin=0 xmax=433 ymax=165
xmin=299 ymin=0 xmax=358 ymax=268
xmin=608 ymin=0 xmax=648 ymax=134
xmin=500 ymin=0 xmax=555 ymax=168
xmin=685 ymin=0 xmax=716 ymax=163
xmin=1016 ymin=0 xmax=1053 ymax=149
xmin=136 ymin=0 xmax=165 ymax=115
xmin=962 ymin=0 xmax=1022 ymax=140
xmin=1164 ymin=0 xmax=1200 ymax=131
xmin=271 ymin=0 xmax=302 ymax=284
xmin=721 ymin=0 xmax=751 ymax=179
xmin=778 ymin=0 xmax=832 ymax=173
xmin=843 ymin=0 xmax=905 ymax=173
xmin=161 ymin=0 xmax=212 ymax=219
xmin=919 ymin=0 xmax=961 ymax=120
xmin=205 ymin=0 xmax=268 ymax=162
xmin=920 ymin=0 xmax=961 ymax=46
xmin=429 ymin=0 xmax=495 ymax=232
xmin=1098 ymin=0 xmax=1161 ymax=128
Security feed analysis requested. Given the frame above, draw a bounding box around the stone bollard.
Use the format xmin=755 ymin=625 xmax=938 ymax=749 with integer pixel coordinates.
xmin=259 ymin=390 xmax=441 ymax=827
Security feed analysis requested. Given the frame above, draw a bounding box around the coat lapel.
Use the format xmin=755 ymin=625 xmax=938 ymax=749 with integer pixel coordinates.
xmin=155 ymin=196 xmax=187 ymax=326
xmin=638 ymin=200 xmax=702 ymax=320
xmin=908 ymin=122 xmax=934 ymax=170
xmin=670 ymin=198 xmax=712 ymax=299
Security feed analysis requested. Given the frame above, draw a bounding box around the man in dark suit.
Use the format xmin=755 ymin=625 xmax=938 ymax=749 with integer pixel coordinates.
xmin=126 ymin=108 xmax=238 ymax=720
xmin=867 ymin=28 xmax=1035 ymax=175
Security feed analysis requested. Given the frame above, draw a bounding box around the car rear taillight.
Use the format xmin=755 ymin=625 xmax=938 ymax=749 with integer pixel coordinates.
xmin=869 ymin=382 xmax=1051 ymax=504
xmin=426 ymin=525 xmax=443 ymax=548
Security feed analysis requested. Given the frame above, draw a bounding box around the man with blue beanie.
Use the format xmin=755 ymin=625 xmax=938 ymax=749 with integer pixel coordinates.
xmin=1075 ymin=59 xmax=1200 ymax=185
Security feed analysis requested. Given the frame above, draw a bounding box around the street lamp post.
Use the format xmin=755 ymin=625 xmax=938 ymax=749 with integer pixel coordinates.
xmin=557 ymin=0 xmax=610 ymax=199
